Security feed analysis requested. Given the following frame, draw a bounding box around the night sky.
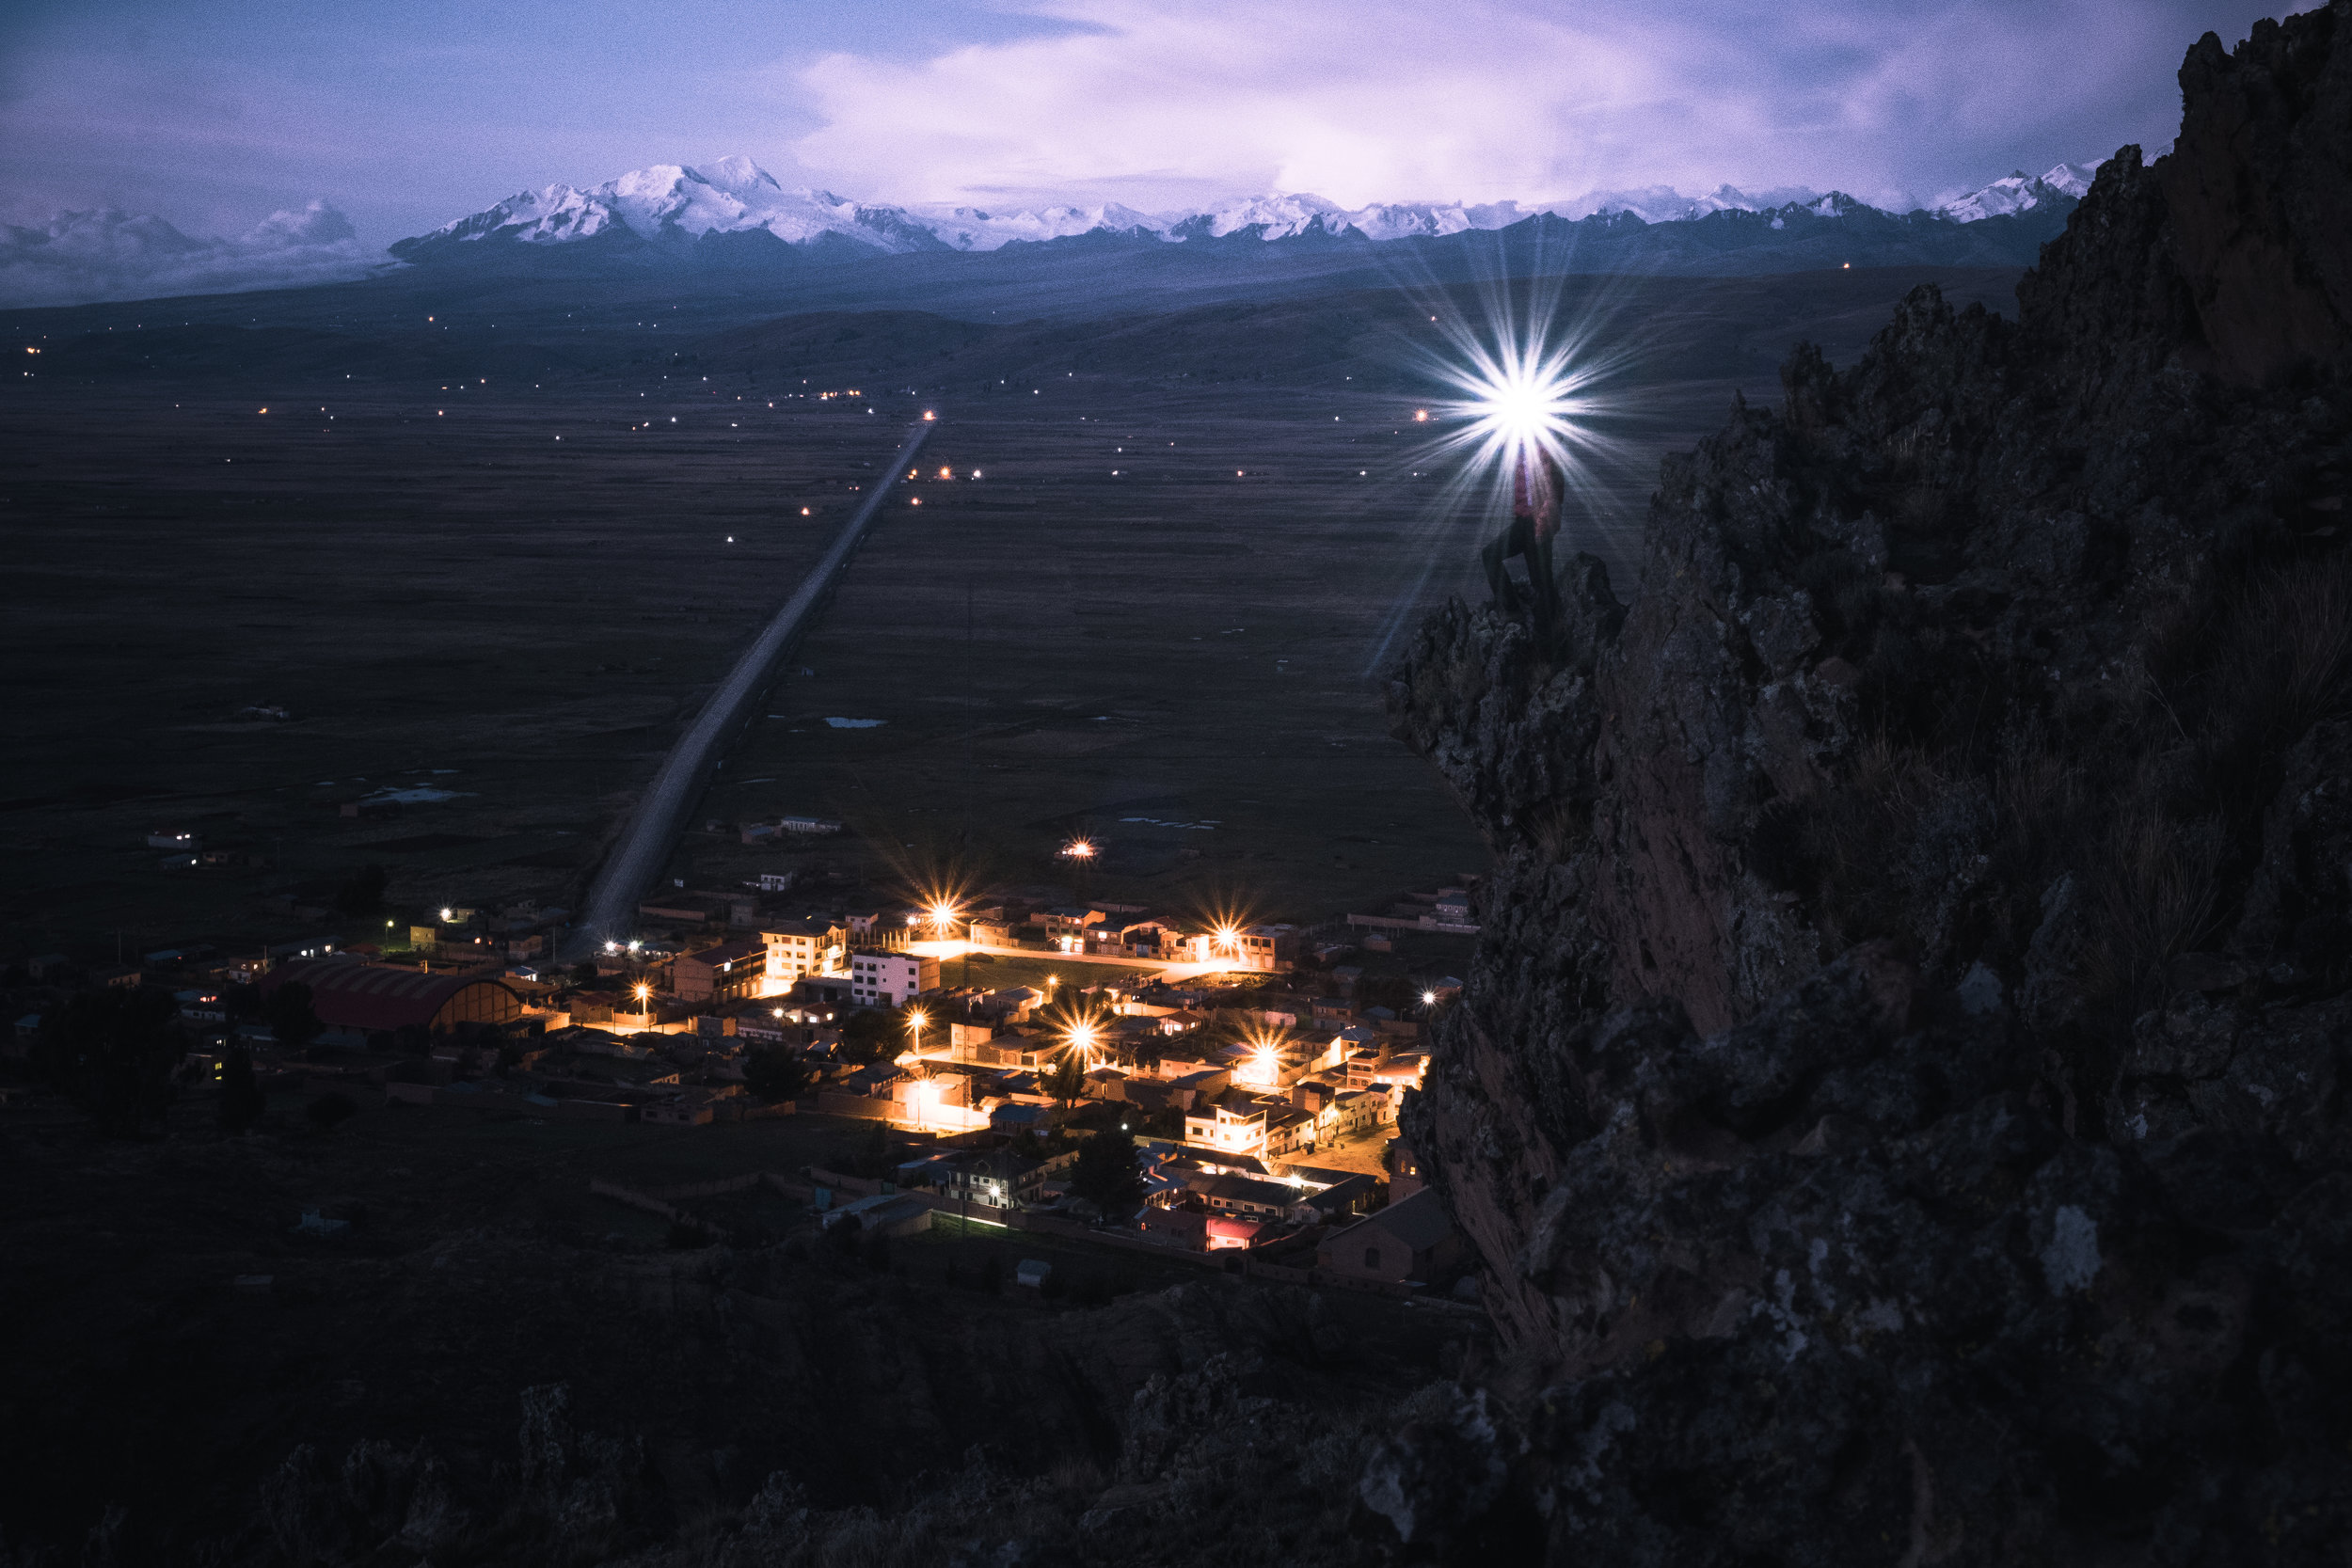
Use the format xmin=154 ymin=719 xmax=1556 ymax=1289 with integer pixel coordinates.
xmin=1 ymin=0 xmax=2308 ymax=245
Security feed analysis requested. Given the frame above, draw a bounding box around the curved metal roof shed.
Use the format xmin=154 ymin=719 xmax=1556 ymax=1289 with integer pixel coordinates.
xmin=260 ymin=959 xmax=522 ymax=1033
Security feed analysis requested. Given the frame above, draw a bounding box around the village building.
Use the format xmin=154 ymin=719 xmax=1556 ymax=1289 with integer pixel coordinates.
xmin=761 ymin=918 xmax=847 ymax=990
xmin=260 ymin=958 xmax=524 ymax=1036
xmin=1232 ymin=923 xmax=1300 ymax=971
xmin=1136 ymin=1206 xmax=1210 ymax=1248
xmin=1315 ymin=1188 xmax=1463 ymax=1286
xmin=849 ymin=948 xmax=939 ymax=1007
xmin=1288 ymin=1172 xmax=1379 ymax=1225
xmin=671 ymin=935 xmax=769 ymax=1005
xmin=1389 ymin=1138 xmax=1428 ymax=1200
xmin=925 ymin=1147 xmax=1073 ymax=1212
xmin=1187 ymin=1170 xmax=1296 ymax=1222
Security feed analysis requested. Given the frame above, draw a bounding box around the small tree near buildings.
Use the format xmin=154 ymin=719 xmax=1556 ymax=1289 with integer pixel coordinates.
xmin=839 ymin=1008 xmax=896 ymax=1064
xmin=266 ymin=982 xmax=325 ymax=1054
xmin=37 ymin=987 xmax=183 ymax=1138
xmin=307 ymin=1091 xmax=358 ymax=1131
xmin=743 ymin=1046 xmax=812 ymax=1104
xmin=1041 ymin=1052 xmax=1089 ymax=1109
xmin=219 ymin=1044 xmax=266 ymax=1133
xmin=1072 ymin=1125 xmax=1144 ymax=1221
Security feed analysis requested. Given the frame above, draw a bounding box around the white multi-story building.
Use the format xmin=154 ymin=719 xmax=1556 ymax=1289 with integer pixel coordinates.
xmin=849 ymin=948 xmax=939 ymax=1008
xmin=760 ymin=918 xmax=847 ymax=992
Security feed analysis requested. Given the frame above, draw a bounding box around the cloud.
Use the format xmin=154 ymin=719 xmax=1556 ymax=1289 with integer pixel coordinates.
xmin=786 ymin=0 xmax=2284 ymax=212
xmin=0 ymin=198 xmax=384 ymax=308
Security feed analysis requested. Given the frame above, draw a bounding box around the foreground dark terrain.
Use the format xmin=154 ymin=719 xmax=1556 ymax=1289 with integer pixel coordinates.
xmin=0 ymin=1091 xmax=1481 ymax=1566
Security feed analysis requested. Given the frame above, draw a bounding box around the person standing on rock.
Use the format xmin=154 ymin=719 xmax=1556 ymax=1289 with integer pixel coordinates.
xmin=1483 ymin=444 xmax=1565 ymax=639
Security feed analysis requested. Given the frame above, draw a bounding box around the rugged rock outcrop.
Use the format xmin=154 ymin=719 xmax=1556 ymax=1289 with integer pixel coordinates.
xmin=1385 ymin=7 xmax=2352 ymax=1561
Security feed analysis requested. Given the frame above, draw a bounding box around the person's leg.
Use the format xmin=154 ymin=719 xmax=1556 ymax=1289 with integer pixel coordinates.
xmin=1482 ymin=524 xmax=1522 ymax=608
xmin=1530 ymin=531 xmax=1562 ymax=639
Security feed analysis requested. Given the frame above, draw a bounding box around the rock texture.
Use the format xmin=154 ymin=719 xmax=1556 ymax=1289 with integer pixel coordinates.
xmin=1385 ymin=8 xmax=2352 ymax=1562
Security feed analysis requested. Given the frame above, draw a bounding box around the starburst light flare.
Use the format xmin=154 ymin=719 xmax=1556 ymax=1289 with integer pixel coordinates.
xmin=1424 ymin=325 xmax=1607 ymax=496
xmin=1357 ymin=238 xmax=1661 ymax=675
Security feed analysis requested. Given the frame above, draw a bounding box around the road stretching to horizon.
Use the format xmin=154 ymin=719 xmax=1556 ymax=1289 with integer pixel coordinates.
xmin=564 ymin=418 xmax=938 ymax=960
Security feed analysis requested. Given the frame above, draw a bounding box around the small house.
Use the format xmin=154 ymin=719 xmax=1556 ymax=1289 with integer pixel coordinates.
xmin=1316 ymin=1188 xmax=1459 ymax=1285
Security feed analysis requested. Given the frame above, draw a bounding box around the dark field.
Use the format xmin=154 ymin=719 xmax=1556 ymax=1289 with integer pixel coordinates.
xmin=0 ymin=1091 xmax=1476 ymax=1549
xmin=2 ymin=264 xmax=2023 ymax=953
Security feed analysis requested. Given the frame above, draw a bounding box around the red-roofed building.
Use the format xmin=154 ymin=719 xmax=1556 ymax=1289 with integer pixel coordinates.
xmin=259 ymin=959 xmax=523 ymax=1034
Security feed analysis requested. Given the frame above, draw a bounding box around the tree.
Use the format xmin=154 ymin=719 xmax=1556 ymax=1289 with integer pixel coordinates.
xmin=1041 ymin=1052 xmax=1090 ymax=1109
xmin=838 ymin=1008 xmax=896 ymax=1064
xmin=307 ymin=1091 xmax=358 ymax=1131
xmin=266 ymin=982 xmax=325 ymax=1054
xmin=332 ymin=863 xmax=389 ymax=916
xmin=219 ymin=1043 xmax=266 ymax=1133
xmin=743 ymin=1046 xmax=812 ymax=1104
xmin=1071 ymin=1126 xmax=1144 ymax=1220
xmin=36 ymin=987 xmax=183 ymax=1137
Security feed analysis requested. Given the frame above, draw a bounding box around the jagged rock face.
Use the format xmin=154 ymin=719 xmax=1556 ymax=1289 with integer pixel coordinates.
xmin=1386 ymin=6 xmax=2352 ymax=1560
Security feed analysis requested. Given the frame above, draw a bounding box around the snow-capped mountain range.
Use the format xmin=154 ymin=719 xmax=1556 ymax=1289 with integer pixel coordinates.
xmin=389 ymin=156 xmax=2106 ymax=260
xmin=0 ymin=158 xmax=2102 ymax=308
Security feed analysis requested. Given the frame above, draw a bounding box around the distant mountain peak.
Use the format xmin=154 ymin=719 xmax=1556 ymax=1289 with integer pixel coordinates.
xmin=1935 ymin=160 xmax=2104 ymax=223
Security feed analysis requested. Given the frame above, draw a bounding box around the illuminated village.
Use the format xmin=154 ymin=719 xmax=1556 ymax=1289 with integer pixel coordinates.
xmin=30 ymin=824 xmax=1480 ymax=1294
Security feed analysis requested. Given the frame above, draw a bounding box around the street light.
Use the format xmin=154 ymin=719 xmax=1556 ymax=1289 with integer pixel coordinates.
xmin=906 ymin=1008 xmax=929 ymax=1053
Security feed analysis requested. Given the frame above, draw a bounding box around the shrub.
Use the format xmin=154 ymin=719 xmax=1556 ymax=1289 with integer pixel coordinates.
xmin=743 ymin=1046 xmax=811 ymax=1104
xmin=307 ymin=1092 xmax=358 ymax=1131
xmin=219 ymin=1044 xmax=266 ymax=1133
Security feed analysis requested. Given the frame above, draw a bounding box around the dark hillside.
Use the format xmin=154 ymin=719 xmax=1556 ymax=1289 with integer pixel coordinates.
xmin=1385 ymin=5 xmax=2352 ymax=1560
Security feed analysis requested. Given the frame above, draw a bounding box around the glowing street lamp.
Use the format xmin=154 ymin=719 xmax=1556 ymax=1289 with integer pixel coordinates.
xmin=906 ymin=1008 xmax=929 ymax=1053
xmin=1061 ymin=837 xmax=1096 ymax=861
xmin=632 ymin=982 xmax=650 ymax=1005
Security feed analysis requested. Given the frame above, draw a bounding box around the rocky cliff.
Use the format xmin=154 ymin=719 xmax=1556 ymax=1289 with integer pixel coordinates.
xmin=1384 ymin=7 xmax=2352 ymax=1560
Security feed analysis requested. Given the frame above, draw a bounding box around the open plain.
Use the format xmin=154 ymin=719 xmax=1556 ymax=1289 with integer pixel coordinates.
xmin=4 ymin=263 xmax=2020 ymax=957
